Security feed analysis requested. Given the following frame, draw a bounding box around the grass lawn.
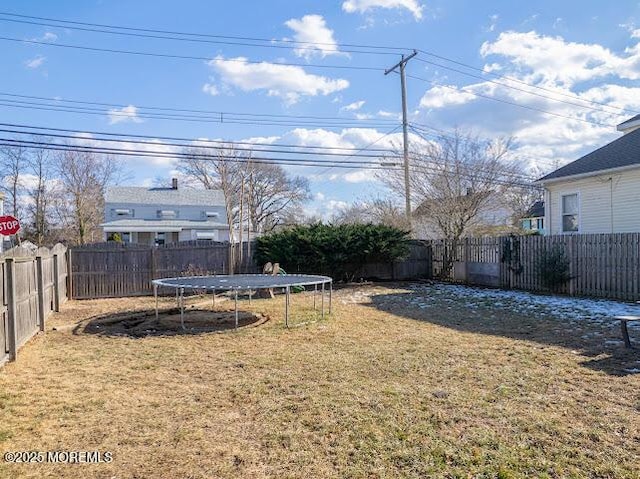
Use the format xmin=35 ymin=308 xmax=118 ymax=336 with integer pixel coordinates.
xmin=0 ymin=282 xmax=639 ymax=478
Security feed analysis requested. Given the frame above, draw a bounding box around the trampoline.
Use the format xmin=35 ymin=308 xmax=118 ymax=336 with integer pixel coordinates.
xmin=151 ymin=274 xmax=333 ymax=329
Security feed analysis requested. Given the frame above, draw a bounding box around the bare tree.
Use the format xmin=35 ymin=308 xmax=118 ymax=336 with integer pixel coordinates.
xmin=54 ymin=150 xmax=122 ymax=245
xmin=379 ymin=130 xmax=524 ymax=276
xmin=25 ymin=145 xmax=55 ymax=245
xmin=244 ymin=162 xmax=310 ymax=233
xmin=330 ymin=197 xmax=409 ymax=230
xmin=0 ymin=143 xmax=27 ymax=221
xmin=178 ymin=145 xmax=245 ymax=270
xmin=178 ymin=148 xmax=311 ymax=233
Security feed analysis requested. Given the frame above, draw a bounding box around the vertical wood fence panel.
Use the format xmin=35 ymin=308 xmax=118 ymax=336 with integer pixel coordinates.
xmin=0 ymin=244 xmax=68 ymax=366
xmin=429 ymin=233 xmax=640 ymax=302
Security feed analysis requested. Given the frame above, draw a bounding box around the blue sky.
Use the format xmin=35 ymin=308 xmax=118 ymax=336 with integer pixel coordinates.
xmin=3 ymin=1 xmax=640 ymax=217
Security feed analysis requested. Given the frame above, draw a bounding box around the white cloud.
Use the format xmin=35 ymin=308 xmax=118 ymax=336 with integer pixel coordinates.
xmin=485 ymin=14 xmax=499 ymax=33
xmin=343 ymin=170 xmax=378 ymax=183
xmin=207 ymin=56 xmax=349 ymax=104
xmin=41 ymin=32 xmax=57 ymax=42
xmin=24 ymin=55 xmax=45 ymax=69
xmin=202 ymin=82 xmax=219 ymax=96
xmin=314 ymin=192 xmax=326 ymax=201
xmin=342 ymin=100 xmax=366 ymax=111
xmin=284 ymin=15 xmax=346 ymax=59
xmin=414 ymin=29 xmax=640 ymax=175
xmin=29 ymin=32 xmax=57 ymax=43
xmin=107 ymin=105 xmax=144 ymax=125
xmin=480 ymin=31 xmax=640 ymax=87
xmin=419 ymin=85 xmax=477 ymax=109
xmin=342 ymin=0 xmax=424 ymax=20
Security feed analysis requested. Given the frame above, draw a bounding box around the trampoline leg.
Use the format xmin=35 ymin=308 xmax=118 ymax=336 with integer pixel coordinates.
xmin=212 ymin=288 xmax=216 ymax=308
xmin=329 ymin=281 xmax=332 ymax=314
xmin=313 ymin=284 xmax=317 ymax=311
xmin=175 ymin=288 xmax=179 ymax=307
xmin=234 ymin=290 xmax=239 ymax=329
xmin=321 ymin=283 xmax=325 ymax=320
xmin=249 ymin=289 xmax=252 ymax=305
xmin=285 ymin=286 xmax=290 ymax=328
xmin=154 ymin=284 xmax=158 ymax=320
xmin=180 ymin=287 xmax=185 ymax=330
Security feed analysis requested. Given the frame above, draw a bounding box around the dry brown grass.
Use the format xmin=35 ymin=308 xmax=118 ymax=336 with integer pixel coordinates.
xmin=0 ymin=283 xmax=639 ymax=478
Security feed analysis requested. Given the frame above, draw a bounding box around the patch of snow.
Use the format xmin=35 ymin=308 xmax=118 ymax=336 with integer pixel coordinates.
xmin=400 ymin=283 xmax=640 ymax=329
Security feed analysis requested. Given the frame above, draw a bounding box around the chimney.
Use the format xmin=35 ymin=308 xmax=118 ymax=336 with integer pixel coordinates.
xmin=171 ymin=178 xmax=178 ymax=189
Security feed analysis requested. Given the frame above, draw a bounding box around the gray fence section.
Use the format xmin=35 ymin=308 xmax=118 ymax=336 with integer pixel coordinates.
xmin=359 ymin=241 xmax=432 ymax=280
xmin=429 ymin=233 xmax=640 ymax=302
xmin=0 ymin=244 xmax=68 ymax=365
xmin=70 ymin=241 xmax=256 ymax=299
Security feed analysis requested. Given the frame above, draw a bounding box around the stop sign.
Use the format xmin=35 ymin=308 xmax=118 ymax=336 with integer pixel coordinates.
xmin=0 ymin=215 xmax=20 ymax=236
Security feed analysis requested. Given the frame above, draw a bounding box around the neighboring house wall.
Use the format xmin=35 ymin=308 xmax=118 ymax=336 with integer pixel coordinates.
xmin=544 ymin=166 xmax=640 ymax=234
xmin=106 ymin=203 xmax=226 ymax=222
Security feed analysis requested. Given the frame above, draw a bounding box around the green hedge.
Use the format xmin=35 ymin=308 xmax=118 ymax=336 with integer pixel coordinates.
xmin=254 ymin=223 xmax=411 ymax=282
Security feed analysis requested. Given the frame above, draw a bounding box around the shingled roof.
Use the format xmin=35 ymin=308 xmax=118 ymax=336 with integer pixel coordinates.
xmin=106 ymin=186 xmax=225 ymax=206
xmin=537 ymin=127 xmax=640 ymax=182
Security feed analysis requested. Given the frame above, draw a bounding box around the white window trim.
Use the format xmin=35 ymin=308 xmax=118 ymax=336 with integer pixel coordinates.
xmin=560 ymin=191 xmax=580 ymax=234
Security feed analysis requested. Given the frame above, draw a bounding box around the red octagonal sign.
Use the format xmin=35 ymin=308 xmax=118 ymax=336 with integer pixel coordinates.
xmin=0 ymin=215 xmax=20 ymax=236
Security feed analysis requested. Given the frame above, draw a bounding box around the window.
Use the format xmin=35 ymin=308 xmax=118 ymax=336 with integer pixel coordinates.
xmin=536 ymin=218 xmax=544 ymax=230
xmin=157 ymin=210 xmax=177 ymax=219
xmin=121 ymin=232 xmax=131 ymax=243
xmin=113 ymin=208 xmax=133 ymax=217
xmin=561 ymin=193 xmax=579 ymax=232
xmin=203 ymin=211 xmax=219 ymax=219
xmin=522 ymin=219 xmax=532 ymax=230
xmin=155 ymin=232 xmax=165 ymax=246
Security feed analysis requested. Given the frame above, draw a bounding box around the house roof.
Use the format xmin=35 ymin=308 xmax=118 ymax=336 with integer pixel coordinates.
xmin=105 ymin=186 xmax=225 ymax=206
xmin=524 ymin=200 xmax=544 ymax=218
xmin=537 ymin=127 xmax=640 ymax=182
xmin=101 ymin=219 xmax=229 ymax=232
xmin=617 ymin=114 xmax=640 ymax=131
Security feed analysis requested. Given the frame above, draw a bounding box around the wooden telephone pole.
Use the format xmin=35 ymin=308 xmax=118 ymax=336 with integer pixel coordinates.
xmin=385 ymin=50 xmax=418 ymax=229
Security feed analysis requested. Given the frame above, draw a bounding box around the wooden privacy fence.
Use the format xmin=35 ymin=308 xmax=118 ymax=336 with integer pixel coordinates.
xmin=1 ymin=244 xmax=68 ymax=365
xmin=358 ymin=240 xmax=432 ymax=280
xmin=430 ymin=233 xmax=640 ymax=301
xmin=69 ymin=241 xmax=256 ymax=299
xmin=70 ymin=240 xmax=433 ymax=299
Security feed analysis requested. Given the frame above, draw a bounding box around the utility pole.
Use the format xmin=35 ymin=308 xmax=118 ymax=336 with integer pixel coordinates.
xmin=385 ymin=50 xmax=418 ymax=230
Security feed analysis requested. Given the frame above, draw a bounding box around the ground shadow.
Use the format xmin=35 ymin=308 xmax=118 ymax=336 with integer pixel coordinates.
xmin=72 ymin=307 xmax=269 ymax=338
xmin=365 ymin=284 xmax=640 ymax=377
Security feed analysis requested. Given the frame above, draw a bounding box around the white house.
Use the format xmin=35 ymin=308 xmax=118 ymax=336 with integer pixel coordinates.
xmin=537 ymin=116 xmax=640 ymax=235
xmin=101 ymin=179 xmax=229 ymax=245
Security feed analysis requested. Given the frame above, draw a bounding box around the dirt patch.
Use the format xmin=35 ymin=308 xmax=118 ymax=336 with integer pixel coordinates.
xmin=73 ymin=307 xmax=269 ymax=337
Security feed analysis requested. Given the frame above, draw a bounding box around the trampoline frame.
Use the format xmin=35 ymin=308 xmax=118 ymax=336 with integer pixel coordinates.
xmin=151 ymin=274 xmax=333 ymax=329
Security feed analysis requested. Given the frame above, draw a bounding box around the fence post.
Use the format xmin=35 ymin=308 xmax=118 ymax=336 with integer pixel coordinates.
xmin=6 ymin=258 xmax=17 ymax=362
xmin=66 ymin=248 xmax=73 ymax=300
xmin=52 ymin=254 xmax=60 ymax=312
xmin=150 ymin=247 xmax=157 ymax=281
xmin=36 ymin=255 xmax=46 ymax=332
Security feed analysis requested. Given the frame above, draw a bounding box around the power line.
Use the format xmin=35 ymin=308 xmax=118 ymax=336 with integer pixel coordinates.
xmin=0 ymin=127 xmax=400 ymax=159
xmin=312 ymin=125 xmax=403 ymax=177
xmin=0 ymin=16 xmax=406 ymax=57
xmin=0 ymin=138 xmax=400 ymax=169
xmin=414 ymin=57 xmax=630 ymax=118
xmin=406 ymin=73 xmax=617 ymax=128
xmin=0 ymin=11 xmax=407 ymax=52
xmin=0 ymin=91 xmax=397 ymax=124
xmin=0 ymin=99 xmax=398 ymax=129
xmin=0 ymin=36 xmax=383 ymax=71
